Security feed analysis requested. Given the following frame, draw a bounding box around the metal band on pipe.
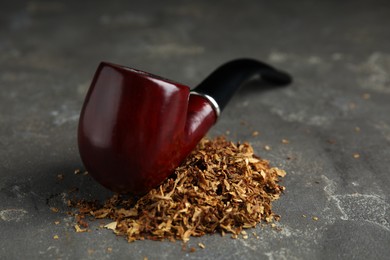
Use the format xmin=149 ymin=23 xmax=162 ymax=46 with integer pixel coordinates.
xmin=190 ymin=91 xmax=221 ymax=119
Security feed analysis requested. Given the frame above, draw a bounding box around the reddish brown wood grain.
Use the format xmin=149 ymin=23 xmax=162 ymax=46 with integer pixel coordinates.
xmin=78 ymin=62 xmax=216 ymax=194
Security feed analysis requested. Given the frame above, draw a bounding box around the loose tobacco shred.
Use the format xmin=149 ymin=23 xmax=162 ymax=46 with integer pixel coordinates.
xmin=73 ymin=136 xmax=286 ymax=242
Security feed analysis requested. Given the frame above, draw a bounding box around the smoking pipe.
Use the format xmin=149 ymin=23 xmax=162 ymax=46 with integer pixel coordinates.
xmin=78 ymin=59 xmax=292 ymax=194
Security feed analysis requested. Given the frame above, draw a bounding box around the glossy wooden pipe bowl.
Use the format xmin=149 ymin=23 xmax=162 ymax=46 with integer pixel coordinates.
xmin=78 ymin=62 xmax=216 ymax=194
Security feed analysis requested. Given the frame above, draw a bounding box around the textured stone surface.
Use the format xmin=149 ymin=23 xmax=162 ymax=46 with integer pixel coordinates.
xmin=1 ymin=0 xmax=389 ymax=259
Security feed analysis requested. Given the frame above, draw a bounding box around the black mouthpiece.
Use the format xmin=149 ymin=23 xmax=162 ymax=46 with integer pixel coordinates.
xmin=193 ymin=58 xmax=292 ymax=111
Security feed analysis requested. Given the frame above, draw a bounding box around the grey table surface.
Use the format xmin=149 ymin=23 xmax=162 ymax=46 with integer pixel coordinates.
xmin=1 ymin=0 xmax=389 ymax=259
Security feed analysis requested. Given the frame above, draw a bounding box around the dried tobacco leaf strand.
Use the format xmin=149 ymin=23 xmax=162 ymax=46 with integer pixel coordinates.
xmin=72 ymin=136 xmax=286 ymax=242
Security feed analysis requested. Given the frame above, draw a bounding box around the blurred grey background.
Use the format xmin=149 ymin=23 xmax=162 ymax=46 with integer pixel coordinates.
xmin=0 ymin=0 xmax=389 ymax=259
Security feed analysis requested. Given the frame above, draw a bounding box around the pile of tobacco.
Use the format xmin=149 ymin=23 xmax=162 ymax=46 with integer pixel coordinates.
xmin=73 ymin=136 xmax=286 ymax=242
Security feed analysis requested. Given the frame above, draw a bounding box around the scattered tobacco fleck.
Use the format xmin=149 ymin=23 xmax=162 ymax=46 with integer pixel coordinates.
xmin=71 ymin=136 xmax=286 ymax=243
xmin=50 ymin=207 xmax=59 ymax=213
xmin=362 ymin=93 xmax=370 ymax=100
xmin=75 ymin=224 xmax=88 ymax=233
xmin=281 ymin=139 xmax=290 ymax=144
